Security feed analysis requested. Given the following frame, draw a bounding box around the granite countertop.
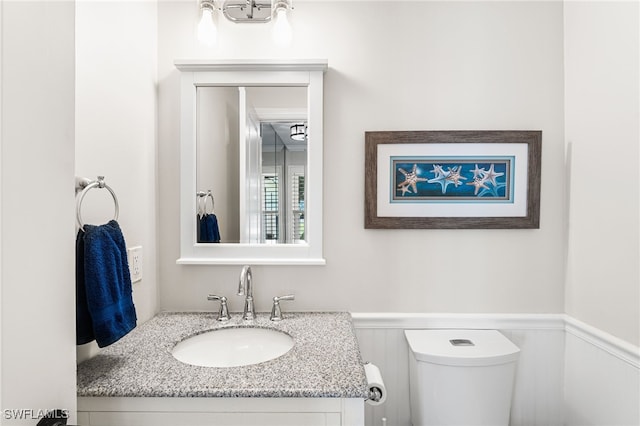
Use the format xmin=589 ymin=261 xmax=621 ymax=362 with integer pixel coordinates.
xmin=77 ymin=311 xmax=369 ymax=398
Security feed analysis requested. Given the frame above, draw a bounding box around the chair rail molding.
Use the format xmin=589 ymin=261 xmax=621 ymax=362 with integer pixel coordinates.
xmin=351 ymin=312 xmax=566 ymax=330
xmin=564 ymin=315 xmax=640 ymax=368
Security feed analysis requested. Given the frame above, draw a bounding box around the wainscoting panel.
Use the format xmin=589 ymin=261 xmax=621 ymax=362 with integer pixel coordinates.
xmin=564 ymin=327 xmax=640 ymax=425
xmin=355 ymin=328 xmax=412 ymax=426
xmin=353 ymin=314 xmax=566 ymax=426
xmin=502 ymin=329 xmax=565 ymax=425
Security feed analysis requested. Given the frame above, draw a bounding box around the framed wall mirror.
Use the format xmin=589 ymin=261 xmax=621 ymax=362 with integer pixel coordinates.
xmin=175 ymin=60 xmax=327 ymax=265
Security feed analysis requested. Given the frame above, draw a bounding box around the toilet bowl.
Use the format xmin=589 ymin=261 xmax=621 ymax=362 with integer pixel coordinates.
xmin=405 ymin=329 xmax=520 ymax=426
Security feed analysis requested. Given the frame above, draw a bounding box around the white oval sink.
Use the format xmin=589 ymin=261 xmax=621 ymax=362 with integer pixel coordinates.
xmin=172 ymin=327 xmax=294 ymax=368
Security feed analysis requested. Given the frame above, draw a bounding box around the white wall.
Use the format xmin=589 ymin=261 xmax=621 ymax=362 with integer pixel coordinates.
xmin=563 ymin=2 xmax=640 ymax=424
xmin=564 ymin=0 xmax=639 ymax=347
xmin=1 ymin=1 xmax=77 ymax=423
xmin=75 ymin=0 xmax=159 ymax=361
xmin=158 ymin=1 xmax=566 ymax=315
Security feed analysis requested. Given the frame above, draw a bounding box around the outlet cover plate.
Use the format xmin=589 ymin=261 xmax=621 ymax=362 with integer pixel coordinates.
xmin=127 ymin=246 xmax=143 ymax=283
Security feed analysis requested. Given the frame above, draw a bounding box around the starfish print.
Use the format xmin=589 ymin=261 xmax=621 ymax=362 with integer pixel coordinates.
xmin=397 ymin=164 xmax=428 ymax=195
xmin=483 ymin=164 xmax=504 ymax=186
xmin=399 ymin=184 xmax=412 ymax=195
xmin=428 ymin=166 xmax=454 ymax=194
xmin=470 ymin=164 xmax=487 ymax=179
xmin=445 ymin=166 xmax=467 ymax=187
xmin=467 ymin=177 xmax=490 ymax=195
xmin=430 ymin=164 xmax=445 ymax=178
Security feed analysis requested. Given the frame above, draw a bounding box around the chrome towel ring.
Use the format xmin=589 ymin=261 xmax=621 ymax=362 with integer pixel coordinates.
xmin=197 ymin=190 xmax=215 ymax=216
xmin=76 ymin=176 xmax=119 ymax=231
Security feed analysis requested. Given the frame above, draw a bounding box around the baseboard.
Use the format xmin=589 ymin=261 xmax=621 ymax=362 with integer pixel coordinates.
xmin=351 ymin=312 xmax=639 ymax=368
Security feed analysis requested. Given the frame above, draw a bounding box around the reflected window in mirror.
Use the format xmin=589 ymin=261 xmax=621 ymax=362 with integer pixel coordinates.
xmin=260 ymin=121 xmax=307 ymax=244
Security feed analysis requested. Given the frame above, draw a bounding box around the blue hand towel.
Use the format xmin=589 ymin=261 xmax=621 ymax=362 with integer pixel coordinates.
xmin=76 ymin=229 xmax=93 ymax=344
xmin=198 ymin=213 xmax=221 ymax=243
xmin=198 ymin=213 xmax=210 ymax=243
xmin=208 ymin=214 xmax=221 ymax=243
xmin=76 ymin=220 xmax=137 ymax=347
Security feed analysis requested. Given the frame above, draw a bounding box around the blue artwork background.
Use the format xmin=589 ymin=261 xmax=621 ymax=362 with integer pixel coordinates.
xmin=392 ymin=158 xmax=512 ymax=202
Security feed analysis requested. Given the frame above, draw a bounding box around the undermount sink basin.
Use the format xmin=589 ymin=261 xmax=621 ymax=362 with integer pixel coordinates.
xmin=172 ymin=327 xmax=294 ymax=368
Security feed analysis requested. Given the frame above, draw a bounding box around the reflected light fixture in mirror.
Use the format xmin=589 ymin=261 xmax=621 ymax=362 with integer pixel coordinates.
xmin=290 ymin=123 xmax=306 ymax=141
xmin=197 ymin=0 xmax=293 ymax=47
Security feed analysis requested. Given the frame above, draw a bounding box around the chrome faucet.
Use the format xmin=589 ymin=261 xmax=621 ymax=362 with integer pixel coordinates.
xmin=207 ymin=294 xmax=230 ymax=322
xmin=237 ymin=265 xmax=255 ymax=320
xmin=270 ymin=294 xmax=295 ymax=321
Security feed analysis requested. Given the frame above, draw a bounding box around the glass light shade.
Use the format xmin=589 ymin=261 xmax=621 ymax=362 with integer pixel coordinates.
xmin=198 ymin=7 xmax=217 ymax=47
xmin=272 ymin=7 xmax=292 ymax=47
xmin=290 ymin=124 xmax=306 ymax=141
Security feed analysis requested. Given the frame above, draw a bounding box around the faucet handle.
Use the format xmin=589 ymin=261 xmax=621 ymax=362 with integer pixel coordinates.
xmin=207 ymin=294 xmax=230 ymax=322
xmin=270 ymin=294 xmax=295 ymax=321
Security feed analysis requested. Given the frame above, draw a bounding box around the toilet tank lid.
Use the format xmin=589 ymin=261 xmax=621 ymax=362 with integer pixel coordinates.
xmin=404 ymin=329 xmax=520 ymax=367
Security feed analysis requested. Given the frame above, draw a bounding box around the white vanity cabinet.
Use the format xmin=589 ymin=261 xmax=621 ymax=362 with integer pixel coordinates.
xmin=77 ymin=397 xmax=364 ymax=426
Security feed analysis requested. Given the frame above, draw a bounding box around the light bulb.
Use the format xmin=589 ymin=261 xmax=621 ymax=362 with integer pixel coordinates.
xmin=198 ymin=7 xmax=216 ymax=47
xmin=272 ymin=7 xmax=292 ymax=47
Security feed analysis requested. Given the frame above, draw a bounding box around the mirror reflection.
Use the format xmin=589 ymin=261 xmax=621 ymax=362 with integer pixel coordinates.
xmin=196 ymin=86 xmax=307 ymax=244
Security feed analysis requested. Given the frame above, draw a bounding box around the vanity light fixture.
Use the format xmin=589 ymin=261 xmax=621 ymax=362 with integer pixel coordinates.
xmin=290 ymin=123 xmax=306 ymax=141
xmin=223 ymin=0 xmax=272 ymax=22
xmin=197 ymin=0 xmax=293 ymax=47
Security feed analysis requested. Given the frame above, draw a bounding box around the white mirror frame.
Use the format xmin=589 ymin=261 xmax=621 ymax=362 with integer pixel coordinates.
xmin=175 ymin=59 xmax=327 ymax=265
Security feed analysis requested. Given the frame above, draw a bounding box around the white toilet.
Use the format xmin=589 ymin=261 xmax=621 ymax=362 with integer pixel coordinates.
xmin=404 ymin=329 xmax=520 ymax=426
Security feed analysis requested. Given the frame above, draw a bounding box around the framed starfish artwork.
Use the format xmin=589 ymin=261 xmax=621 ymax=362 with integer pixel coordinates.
xmin=364 ymin=131 xmax=541 ymax=229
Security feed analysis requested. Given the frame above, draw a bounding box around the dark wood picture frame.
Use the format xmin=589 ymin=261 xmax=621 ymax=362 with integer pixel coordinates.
xmin=364 ymin=130 xmax=541 ymax=229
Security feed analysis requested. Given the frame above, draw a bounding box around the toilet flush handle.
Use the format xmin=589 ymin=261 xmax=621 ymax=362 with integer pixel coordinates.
xmin=450 ymin=339 xmax=475 ymax=346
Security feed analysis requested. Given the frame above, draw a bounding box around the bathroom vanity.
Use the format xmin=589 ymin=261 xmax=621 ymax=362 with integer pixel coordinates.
xmin=77 ymin=312 xmax=369 ymax=426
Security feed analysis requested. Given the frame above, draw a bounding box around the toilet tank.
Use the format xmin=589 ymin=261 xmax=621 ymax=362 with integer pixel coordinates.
xmin=405 ymin=329 xmax=520 ymax=426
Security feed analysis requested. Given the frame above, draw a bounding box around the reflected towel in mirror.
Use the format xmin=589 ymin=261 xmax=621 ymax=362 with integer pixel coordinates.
xmin=198 ymin=213 xmax=221 ymax=243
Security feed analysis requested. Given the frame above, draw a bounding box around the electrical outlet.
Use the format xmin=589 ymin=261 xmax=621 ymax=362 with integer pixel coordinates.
xmin=127 ymin=246 xmax=143 ymax=283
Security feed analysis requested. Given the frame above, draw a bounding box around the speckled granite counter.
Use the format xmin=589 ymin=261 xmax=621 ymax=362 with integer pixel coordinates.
xmin=77 ymin=312 xmax=369 ymax=399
